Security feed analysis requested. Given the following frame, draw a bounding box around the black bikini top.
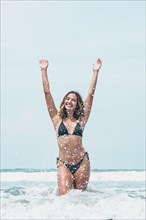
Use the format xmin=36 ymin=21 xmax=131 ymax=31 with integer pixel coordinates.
xmin=57 ymin=120 xmax=83 ymax=137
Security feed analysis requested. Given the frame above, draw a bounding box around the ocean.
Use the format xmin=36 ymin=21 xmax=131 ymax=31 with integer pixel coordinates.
xmin=1 ymin=169 xmax=145 ymax=220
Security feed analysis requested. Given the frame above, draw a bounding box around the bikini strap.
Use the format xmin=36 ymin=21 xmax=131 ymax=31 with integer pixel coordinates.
xmin=56 ymin=157 xmax=66 ymax=165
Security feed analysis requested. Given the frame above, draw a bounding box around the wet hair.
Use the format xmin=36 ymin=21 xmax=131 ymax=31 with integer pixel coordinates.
xmin=59 ymin=91 xmax=84 ymax=119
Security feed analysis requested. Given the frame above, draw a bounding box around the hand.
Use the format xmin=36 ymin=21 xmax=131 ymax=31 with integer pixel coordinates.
xmin=39 ymin=59 xmax=49 ymax=70
xmin=93 ymin=58 xmax=102 ymax=71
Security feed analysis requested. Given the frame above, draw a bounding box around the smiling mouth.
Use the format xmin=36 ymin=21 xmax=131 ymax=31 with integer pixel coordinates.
xmin=65 ymin=104 xmax=73 ymax=108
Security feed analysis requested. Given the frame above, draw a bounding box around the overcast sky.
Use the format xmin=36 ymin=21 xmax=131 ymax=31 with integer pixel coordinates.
xmin=1 ymin=1 xmax=145 ymax=169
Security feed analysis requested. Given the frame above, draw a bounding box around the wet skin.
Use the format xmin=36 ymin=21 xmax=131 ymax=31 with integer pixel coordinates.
xmin=39 ymin=58 xmax=102 ymax=195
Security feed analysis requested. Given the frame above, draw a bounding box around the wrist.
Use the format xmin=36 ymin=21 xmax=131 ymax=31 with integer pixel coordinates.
xmin=93 ymin=69 xmax=99 ymax=73
xmin=41 ymin=68 xmax=47 ymax=71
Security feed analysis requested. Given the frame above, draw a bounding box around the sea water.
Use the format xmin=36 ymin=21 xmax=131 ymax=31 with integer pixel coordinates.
xmin=1 ymin=169 xmax=145 ymax=220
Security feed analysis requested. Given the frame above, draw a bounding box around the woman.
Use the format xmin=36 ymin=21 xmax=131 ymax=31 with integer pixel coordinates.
xmin=39 ymin=58 xmax=102 ymax=195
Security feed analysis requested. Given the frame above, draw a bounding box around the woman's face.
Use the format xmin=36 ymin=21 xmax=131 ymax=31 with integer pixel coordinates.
xmin=64 ymin=93 xmax=77 ymax=111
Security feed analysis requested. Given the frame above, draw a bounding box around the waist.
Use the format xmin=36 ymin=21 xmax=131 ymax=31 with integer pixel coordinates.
xmin=58 ymin=148 xmax=86 ymax=164
xmin=57 ymin=152 xmax=89 ymax=166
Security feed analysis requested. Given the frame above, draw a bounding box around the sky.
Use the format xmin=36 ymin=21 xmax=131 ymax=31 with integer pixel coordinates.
xmin=1 ymin=0 xmax=145 ymax=170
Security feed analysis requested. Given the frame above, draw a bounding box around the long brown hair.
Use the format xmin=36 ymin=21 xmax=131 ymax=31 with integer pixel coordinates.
xmin=59 ymin=91 xmax=84 ymax=119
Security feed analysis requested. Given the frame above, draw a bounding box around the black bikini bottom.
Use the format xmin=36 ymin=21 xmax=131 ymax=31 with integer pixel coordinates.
xmin=56 ymin=152 xmax=89 ymax=175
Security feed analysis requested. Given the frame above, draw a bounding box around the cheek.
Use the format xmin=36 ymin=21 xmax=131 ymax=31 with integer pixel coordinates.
xmin=73 ymin=102 xmax=77 ymax=107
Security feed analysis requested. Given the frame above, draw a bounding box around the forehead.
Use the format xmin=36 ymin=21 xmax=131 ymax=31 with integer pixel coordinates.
xmin=66 ymin=93 xmax=77 ymax=99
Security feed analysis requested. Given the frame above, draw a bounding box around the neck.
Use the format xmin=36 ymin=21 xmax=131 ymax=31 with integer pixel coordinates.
xmin=66 ymin=110 xmax=74 ymax=119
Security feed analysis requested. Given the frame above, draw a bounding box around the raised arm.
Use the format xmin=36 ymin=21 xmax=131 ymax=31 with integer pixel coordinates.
xmin=83 ymin=58 xmax=102 ymax=124
xmin=39 ymin=59 xmax=58 ymax=120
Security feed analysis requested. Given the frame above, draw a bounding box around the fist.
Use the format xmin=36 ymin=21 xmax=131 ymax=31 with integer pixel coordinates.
xmin=93 ymin=58 xmax=102 ymax=71
xmin=39 ymin=59 xmax=49 ymax=70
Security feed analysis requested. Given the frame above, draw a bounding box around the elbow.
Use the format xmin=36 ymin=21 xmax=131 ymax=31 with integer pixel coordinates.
xmin=43 ymin=87 xmax=50 ymax=94
xmin=44 ymin=88 xmax=50 ymax=95
xmin=88 ymin=92 xmax=94 ymax=97
xmin=44 ymin=91 xmax=50 ymax=95
xmin=88 ymin=88 xmax=96 ymax=97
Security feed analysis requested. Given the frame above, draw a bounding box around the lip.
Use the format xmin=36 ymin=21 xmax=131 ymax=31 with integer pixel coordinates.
xmin=65 ymin=104 xmax=73 ymax=108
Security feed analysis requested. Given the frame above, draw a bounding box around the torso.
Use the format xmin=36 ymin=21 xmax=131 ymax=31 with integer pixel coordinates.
xmin=53 ymin=114 xmax=86 ymax=164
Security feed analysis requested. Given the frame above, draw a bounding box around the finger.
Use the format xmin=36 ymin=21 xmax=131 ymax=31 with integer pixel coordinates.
xmin=40 ymin=59 xmax=44 ymax=63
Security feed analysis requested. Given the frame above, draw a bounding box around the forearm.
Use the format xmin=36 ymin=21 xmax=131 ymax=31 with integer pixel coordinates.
xmin=88 ymin=70 xmax=99 ymax=96
xmin=41 ymin=69 xmax=50 ymax=94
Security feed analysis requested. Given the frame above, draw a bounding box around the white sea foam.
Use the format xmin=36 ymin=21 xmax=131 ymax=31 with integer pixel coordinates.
xmin=1 ymin=170 xmax=145 ymax=219
xmin=1 ymin=181 xmax=145 ymax=220
xmin=1 ymin=170 xmax=145 ymax=182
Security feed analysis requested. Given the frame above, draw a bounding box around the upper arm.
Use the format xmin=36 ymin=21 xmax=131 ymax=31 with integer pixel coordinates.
xmin=83 ymin=93 xmax=94 ymax=124
xmin=44 ymin=92 xmax=58 ymax=120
